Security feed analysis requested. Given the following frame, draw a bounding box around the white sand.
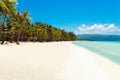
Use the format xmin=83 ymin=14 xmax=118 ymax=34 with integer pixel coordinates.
xmin=0 ymin=42 xmax=120 ymax=80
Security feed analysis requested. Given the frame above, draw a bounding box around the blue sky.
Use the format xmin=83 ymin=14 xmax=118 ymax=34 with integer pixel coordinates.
xmin=17 ymin=0 xmax=120 ymax=34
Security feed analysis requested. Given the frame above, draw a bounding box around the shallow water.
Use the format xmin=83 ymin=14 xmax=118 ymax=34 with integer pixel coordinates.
xmin=73 ymin=41 xmax=120 ymax=63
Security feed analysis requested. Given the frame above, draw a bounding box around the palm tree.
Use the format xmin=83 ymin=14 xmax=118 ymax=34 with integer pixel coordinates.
xmin=0 ymin=0 xmax=9 ymax=44
xmin=0 ymin=0 xmax=9 ymax=30
xmin=16 ymin=10 xmax=31 ymax=44
xmin=0 ymin=0 xmax=17 ymax=25
xmin=68 ymin=32 xmax=77 ymax=40
xmin=0 ymin=0 xmax=17 ymax=44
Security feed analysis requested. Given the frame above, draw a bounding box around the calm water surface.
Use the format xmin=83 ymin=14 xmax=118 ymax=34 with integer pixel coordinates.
xmin=73 ymin=41 xmax=120 ymax=63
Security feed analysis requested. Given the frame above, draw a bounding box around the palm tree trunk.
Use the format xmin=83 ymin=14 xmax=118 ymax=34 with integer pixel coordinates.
xmin=16 ymin=24 xmax=24 ymax=44
xmin=16 ymin=29 xmax=21 ymax=44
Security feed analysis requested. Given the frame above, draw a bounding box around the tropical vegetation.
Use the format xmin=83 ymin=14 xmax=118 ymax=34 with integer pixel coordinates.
xmin=0 ymin=0 xmax=77 ymax=44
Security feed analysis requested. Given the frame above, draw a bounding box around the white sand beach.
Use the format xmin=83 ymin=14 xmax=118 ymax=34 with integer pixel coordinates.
xmin=0 ymin=42 xmax=120 ymax=80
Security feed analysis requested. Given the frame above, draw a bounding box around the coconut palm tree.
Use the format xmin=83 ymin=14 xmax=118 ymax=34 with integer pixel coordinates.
xmin=0 ymin=0 xmax=9 ymax=44
xmin=0 ymin=0 xmax=17 ymax=25
xmin=0 ymin=0 xmax=17 ymax=44
xmin=16 ymin=10 xmax=31 ymax=44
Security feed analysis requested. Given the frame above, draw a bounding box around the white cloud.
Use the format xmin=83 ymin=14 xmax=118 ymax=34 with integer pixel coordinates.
xmin=75 ymin=24 xmax=120 ymax=35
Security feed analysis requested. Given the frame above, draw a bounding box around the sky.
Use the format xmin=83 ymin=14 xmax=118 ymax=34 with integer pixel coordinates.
xmin=17 ymin=0 xmax=120 ymax=35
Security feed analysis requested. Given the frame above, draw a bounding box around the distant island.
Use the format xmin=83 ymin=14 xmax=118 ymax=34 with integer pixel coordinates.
xmin=0 ymin=0 xmax=77 ymax=45
xmin=77 ymin=34 xmax=120 ymax=41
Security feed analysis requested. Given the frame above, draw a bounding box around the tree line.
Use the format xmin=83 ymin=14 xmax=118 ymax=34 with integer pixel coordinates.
xmin=0 ymin=0 xmax=77 ymax=44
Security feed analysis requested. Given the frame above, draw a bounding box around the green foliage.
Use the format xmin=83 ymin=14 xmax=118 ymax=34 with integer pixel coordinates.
xmin=0 ymin=0 xmax=77 ymax=44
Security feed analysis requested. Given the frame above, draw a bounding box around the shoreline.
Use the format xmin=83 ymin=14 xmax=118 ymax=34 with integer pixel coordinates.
xmin=68 ymin=43 xmax=120 ymax=80
xmin=0 ymin=42 xmax=120 ymax=80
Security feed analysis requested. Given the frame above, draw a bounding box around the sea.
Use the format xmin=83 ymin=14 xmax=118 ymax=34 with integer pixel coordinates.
xmin=73 ymin=41 xmax=120 ymax=63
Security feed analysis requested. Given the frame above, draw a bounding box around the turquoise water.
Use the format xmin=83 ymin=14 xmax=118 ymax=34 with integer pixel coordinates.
xmin=72 ymin=41 xmax=120 ymax=63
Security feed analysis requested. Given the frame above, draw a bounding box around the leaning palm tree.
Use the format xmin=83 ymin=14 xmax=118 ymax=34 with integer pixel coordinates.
xmin=0 ymin=0 xmax=17 ymax=25
xmin=0 ymin=0 xmax=10 ymax=44
xmin=0 ymin=0 xmax=9 ymax=28
xmin=0 ymin=0 xmax=17 ymax=44
xmin=16 ymin=10 xmax=31 ymax=44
